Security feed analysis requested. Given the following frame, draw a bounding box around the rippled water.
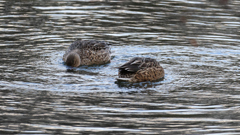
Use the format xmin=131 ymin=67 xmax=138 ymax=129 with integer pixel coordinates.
xmin=0 ymin=0 xmax=240 ymax=134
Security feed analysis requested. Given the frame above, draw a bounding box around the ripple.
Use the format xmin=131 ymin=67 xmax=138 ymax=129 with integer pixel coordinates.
xmin=1 ymin=0 xmax=240 ymax=134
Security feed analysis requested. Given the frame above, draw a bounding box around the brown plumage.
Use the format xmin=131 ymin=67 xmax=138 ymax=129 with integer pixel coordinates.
xmin=117 ymin=57 xmax=164 ymax=82
xmin=63 ymin=40 xmax=111 ymax=67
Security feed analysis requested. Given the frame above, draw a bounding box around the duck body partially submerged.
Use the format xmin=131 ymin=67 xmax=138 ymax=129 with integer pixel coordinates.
xmin=117 ymin=57 xmax=164 ymax=82
xmin=63 ymin=40 xmax=111 ymax=67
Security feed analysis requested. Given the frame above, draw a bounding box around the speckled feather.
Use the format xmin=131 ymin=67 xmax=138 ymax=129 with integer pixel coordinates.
xmin=66 ymin=40 xmax=111 ymax=52
xmin=63 ymin=40 xmax=111 ymax=66
xmin=118 ymin=57 xmax=164 ymax=82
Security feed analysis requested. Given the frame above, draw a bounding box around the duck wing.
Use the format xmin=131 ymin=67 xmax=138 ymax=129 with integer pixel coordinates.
xmin=119 ymin=57 xmax=160 ymax=72
xmin=118 ymin=57 xmax=144 ymax=73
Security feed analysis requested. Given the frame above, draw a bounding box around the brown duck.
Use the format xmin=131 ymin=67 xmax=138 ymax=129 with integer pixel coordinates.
xmin=63 ymin=40 xmax=111 ymax=67
xmin=117 ymin=57 xmax=164 ymax=82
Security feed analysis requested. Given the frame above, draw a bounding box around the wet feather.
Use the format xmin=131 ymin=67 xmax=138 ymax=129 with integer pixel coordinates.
xmin=117 ymin=57 xmax=164 ymax=82
xmin=63 ymin=40 xmax=111 ymax=67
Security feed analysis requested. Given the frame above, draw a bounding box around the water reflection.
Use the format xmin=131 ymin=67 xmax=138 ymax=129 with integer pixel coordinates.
xmin=0 ymin=0 xmax=240 ymax=134
xmin=115 ymin=78 xmax=165 ymax=89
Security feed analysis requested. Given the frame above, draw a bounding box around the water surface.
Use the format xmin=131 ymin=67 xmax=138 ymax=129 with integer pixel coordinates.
xmin=0 ymin=0 xmax=240 ymax=134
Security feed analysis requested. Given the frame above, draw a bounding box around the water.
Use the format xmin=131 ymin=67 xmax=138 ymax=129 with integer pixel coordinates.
xmin=0 ymin=0 xmax=240 ymax=134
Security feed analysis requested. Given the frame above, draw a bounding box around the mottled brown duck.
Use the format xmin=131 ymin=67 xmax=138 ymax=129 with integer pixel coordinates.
xmin=63 ymin=40 xmax=111 ymax=67
xmin=117 ymin=57 xmax=164 ymax=82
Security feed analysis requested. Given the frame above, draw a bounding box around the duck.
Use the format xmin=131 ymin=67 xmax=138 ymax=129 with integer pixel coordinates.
xmin=63 ymin=40 xmax=111 ymax=67
xmin=117 ymin=57 xmax=164 ymax=82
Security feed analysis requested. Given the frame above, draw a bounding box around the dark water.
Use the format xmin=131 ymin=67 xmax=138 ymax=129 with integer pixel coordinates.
xmin=0 ymin=0 xmax=240 ymax=134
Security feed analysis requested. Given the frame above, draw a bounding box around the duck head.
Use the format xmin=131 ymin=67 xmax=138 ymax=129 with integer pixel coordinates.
xmin=66 ymin=52 xmax=81 ymax=67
